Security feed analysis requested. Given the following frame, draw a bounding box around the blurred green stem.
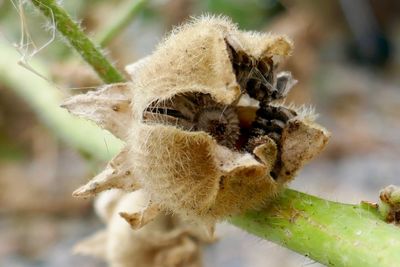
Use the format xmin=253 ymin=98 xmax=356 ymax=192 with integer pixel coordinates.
xmin=0 ymin=40 xmax=124 ymax=161
xmin=96 ymin=0 xmax=148 ymax=47
xmin=30 ymin=0 xmax=125 ymax=83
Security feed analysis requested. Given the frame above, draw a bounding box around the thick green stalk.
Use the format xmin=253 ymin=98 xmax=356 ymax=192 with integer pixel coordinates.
xmin=231 ymin=189 xmax=400 ymax=267
xmin=30 ymin=0 xmax=125 ymax=83
xmin=97 ymin=0 xmax=148 ymax=47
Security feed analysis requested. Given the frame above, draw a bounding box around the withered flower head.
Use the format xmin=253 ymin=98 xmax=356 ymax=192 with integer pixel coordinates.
xmin=74 ymin=190 xmax=208 ymax=267
xmin=63 ymin=16 xmax=330 ymax=229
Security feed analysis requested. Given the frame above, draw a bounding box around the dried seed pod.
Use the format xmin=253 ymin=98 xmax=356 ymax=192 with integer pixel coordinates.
xmin=64 ymin=16 xmax=330 ymax=227
xmin=74 ymin=190 xmax=207 ymax=267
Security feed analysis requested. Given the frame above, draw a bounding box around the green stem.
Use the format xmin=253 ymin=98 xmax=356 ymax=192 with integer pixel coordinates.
xmin=231 ymin=189 xmax=400 ymax=267
xmin=30 ymin=0 xmax=125 ymax=83
xmin=0 ymin=40 xmax=124 ymax=161
xmin=97 ymin=0 xmax=148 ymax=47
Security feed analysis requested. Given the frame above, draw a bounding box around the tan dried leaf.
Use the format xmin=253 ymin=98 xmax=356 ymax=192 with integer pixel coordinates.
xmin=62 ymin=83 xmax=132 ymax=140
xmin=73 ymin=148 xmax=141 ymax=197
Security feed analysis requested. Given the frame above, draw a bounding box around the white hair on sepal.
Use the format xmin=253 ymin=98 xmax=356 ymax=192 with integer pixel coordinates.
xmin=274 ymin=101 xmax=318 ymax=122
xmin=297 ymin=105 xmax=319 ymax=122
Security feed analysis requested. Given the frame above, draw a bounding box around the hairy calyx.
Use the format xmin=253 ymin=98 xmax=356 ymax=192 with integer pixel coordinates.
xmin=143 ymin=39 xmax=298 ymax=180
xmin=65 ymin=16 xmax=330 ymax=229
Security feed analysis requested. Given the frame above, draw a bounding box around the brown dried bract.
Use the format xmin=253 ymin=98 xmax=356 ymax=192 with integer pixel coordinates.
xmin=63 ymin=16 xmax=330 ymax=227
xmin=379 ymin=185 xmax=400 ymax=224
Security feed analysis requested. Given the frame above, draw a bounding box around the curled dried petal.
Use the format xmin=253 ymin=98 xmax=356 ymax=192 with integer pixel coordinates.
xmin=119 ymin=201 xmax=160 ymax=230
xmin=62 ymin=83 xmax=133 ymax=139
xmin=278 ymin=119 xmax=330 ymax=183
xmin=73 ymin=148 xmax=141 ymax=197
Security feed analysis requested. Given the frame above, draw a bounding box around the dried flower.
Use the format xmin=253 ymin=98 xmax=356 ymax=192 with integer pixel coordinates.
xmin=75 ymin=189 xmax=208 ymax=267
xmin=63 ymin=16 xmax=330 ymax=230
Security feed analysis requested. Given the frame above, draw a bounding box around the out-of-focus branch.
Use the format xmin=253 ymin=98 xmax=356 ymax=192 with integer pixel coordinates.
xmin=0 ymin=39 xmax=124 ymax=161
xmin=30 ymin=0 xmax=125 ymax=83
xmin=96 ymin=0 xmax=149 ymax=47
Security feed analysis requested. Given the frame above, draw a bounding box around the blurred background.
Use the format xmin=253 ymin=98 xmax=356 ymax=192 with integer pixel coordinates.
xmin=0 ymin=0 xmax=400 ymax=266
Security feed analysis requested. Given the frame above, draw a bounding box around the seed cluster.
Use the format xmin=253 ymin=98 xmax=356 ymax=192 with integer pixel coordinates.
xmin=145 ymin=93 xmax=240 ymax=149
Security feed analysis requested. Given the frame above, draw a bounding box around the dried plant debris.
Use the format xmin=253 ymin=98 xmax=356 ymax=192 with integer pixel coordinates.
xmin=379 ymin=185 xmax=400 ymax=224
xmin=75 ymin=189 xmax=209 ymax=267
xmin=64 ymin=16 xmax=330 ymax=228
